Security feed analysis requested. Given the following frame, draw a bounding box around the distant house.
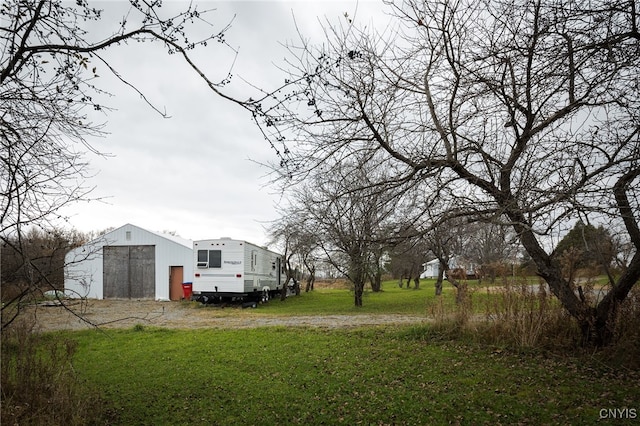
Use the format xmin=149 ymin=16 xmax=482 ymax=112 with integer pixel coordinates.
xmin=64 ymin=224 xmax=193 ymax=301
xmin=420 ymin=259 xmax=440 ymax=279
xmin=420 ymin=257 xmax=477 ymax=280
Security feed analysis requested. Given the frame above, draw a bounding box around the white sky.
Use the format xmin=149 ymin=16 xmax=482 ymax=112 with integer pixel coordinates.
xmin=62 ymin=0 xmax=390 ymax=246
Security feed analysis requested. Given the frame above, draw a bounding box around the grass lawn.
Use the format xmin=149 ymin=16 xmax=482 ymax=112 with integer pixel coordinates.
xmin=243 ymin=279 xmax=457 ymax=316
xmin=244 ymin=279 xmax=520 ymax=317
xmin=7 ymin=279 xmax=637 ymax=425
xmin=67 ymin=324 xmax=639 ymax=425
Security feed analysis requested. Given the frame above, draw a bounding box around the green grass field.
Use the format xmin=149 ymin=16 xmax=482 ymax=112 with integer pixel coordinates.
xmin=253 ymin=280 xmax=447 ymax=315
xmin=67 ymin=326 xmax=638 ymax=425
xmin=251 ymin=278 xmax=534 ymax=316
xmin=4 ymin=280 xmax=639 ymax=425
xmin=73 ymin=281 xmax=640 ymax=425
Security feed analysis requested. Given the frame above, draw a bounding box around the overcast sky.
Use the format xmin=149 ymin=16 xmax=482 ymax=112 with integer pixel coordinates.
xmin=62 ymin=0 xmax=391 ymax=246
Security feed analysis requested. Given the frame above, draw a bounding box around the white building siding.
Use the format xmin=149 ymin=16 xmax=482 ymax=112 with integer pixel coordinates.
xmin=64 ymin=224 xmax=193 ymax=300
xmin=420 ymin=259 xmax=440 ymax=279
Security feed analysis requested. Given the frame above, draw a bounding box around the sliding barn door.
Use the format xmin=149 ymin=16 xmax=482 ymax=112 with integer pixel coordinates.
xmin=103 ymin=245 xmax=155 ymax=299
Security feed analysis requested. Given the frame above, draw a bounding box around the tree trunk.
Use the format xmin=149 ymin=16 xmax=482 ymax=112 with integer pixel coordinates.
xmin=305 ymin=274 xmax=315 ymax=292
xmin=413 ymin=276 xmax=420 ymax=290
xmin=371 ymin=270 xmax=382 ymax=292
xmin=455 ymin=281 xmax=468 ymax=305
xmin=582 ymin=251 xmax=640 ymax=346
xmin=294 ymin=276 xmax=300 ymax=296
xmin=354 ymin=281 xmax=364 ymax=306
xmin=509 ymin=210 xmax=640 ymax=346
xmin=434 ymin=259 xmax=447 ymax=296
xmin=434 ymin=278 xmax=443 ymax=296
xmin=304 ymin=264 xmax=315 ymax=292
xmin=442 ymin=265 xmax=466 ymax=305
xmin=280 ymin=279 xmax=288 ymax=301
xmin=349 ymin=256 xmax=367 ymax=307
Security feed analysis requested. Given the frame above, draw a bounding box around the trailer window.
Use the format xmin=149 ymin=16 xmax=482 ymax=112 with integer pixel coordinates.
xmin=197 ymin=249 xmax=222 ymax=268
xmin=197 ymin=250 xmax=208 ymax=268
xmin=209 ymin=250 xmax=222 ymax=268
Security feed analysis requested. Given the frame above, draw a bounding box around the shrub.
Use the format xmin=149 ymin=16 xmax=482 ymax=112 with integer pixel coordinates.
xmin=1 ymin=319 xmax=105 ymax=425
xmin=482 ymin=279 xmax=569 ymax=348
xmin=427 ymin=276 xmax=582 ymax=349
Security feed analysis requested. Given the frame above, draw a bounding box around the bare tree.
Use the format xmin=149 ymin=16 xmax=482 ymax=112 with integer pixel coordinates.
xmin=301 ymin=244 xmax=319 ymax=293
xmin=463 ymin=221 xmax=519 ymax=284
xmin=0 ymin=227 xmax=89 ymax=327
xmin=366 ymin=236 xmax=387 ymax=292
xmin=423 ymin=215 xmax=473 ymax=301
xmin=269 ymin=208 xmax=322 ymax=301
xmin=261 ymin=0 xmax=640 ymax=345
xmin=272 ymin=208 xmax=321 ymax=293
xmin=294 ymin=157 xmax=397 ymax=306
xmin=388 ymin=227 xmax=428 ymax=290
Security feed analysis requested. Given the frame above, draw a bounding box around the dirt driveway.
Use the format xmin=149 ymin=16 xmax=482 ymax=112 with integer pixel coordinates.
xmin=27 ymin=299 xmax=427 ymax=332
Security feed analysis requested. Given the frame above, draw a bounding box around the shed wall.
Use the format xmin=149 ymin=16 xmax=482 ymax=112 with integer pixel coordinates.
xmin=64 ymin=224 xmax=193 ymax=300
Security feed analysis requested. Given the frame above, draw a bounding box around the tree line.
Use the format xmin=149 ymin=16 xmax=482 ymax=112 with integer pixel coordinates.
xmin=0 ymin=227 xmax=112 ymax=327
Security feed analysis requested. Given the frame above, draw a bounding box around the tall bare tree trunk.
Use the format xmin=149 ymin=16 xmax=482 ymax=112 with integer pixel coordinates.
xmin=371 ymin=269 xmax=382 ymax=292
xmin=304 ymin=263 xmax=316 ymax=292
xmin=350 ymin=258 xmax=367 ymax=307
xmin=434 ymin=259 xmax=447 ymax=296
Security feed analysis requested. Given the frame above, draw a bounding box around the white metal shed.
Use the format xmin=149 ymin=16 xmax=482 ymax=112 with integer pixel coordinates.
xmin=64 ymin=224 xmax=193 ymax=301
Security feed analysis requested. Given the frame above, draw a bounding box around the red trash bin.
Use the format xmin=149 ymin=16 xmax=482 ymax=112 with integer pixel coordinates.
xmin=181 ymin=282 xmax=193 ymax=300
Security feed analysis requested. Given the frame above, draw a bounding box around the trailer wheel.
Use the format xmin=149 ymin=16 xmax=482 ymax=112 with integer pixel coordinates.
xmin=261 ymin=288 xmax=270 ymax=304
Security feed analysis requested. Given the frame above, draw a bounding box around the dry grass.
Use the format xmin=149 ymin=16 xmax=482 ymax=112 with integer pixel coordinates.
xmin=481 ymin=279 xmax=575 ymax=348
xmin=312 ymin=279 xmax=352 ymax=289
xmin=426 ymin=272 xmax=640 ymax=363
xmin=427 ymin=277 xmax=579 ymax=350
xmin=1 ymin=318 xmax=105 ymax=426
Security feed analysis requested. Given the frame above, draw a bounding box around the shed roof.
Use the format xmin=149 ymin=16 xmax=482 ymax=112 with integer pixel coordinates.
xmin=85 ymin=223 xmax=192 ymax=249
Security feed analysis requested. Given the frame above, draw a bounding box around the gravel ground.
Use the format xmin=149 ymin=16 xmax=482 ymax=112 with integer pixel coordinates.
xmin=27 ymin=299 xmax=427 ymax=332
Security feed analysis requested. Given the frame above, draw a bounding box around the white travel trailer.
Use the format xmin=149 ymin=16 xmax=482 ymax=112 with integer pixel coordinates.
xmin=192 ymin=238 xmax=285 ymax=303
